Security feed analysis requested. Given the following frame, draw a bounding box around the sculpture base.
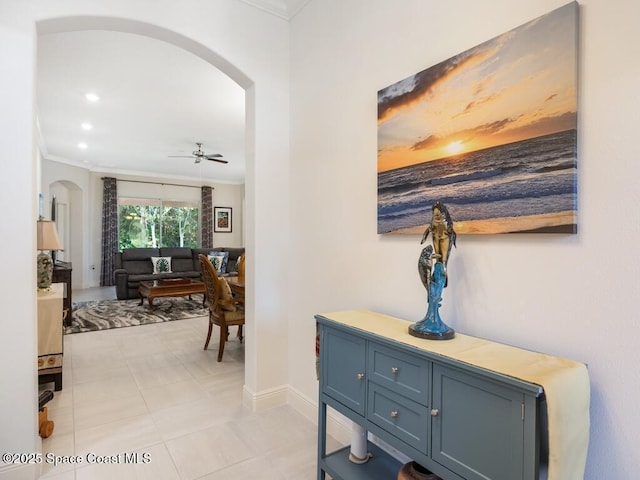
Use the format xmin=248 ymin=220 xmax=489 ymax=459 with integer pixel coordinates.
xmin=408 ymin=323 xmax=455 ymax=340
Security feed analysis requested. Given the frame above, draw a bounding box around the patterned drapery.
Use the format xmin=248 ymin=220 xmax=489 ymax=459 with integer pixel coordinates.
xmin=201 ymin=186 xmax=213 ymax=249
xmin=100 ymin=177 xmax=118 ymax=286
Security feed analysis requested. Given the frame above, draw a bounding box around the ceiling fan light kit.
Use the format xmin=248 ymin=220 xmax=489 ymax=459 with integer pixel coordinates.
xmin=168 ymin=142 xmax=228 ymax=164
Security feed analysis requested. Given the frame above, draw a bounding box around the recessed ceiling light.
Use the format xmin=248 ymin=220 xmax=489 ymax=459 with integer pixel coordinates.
xmin=85 ymin=93 xmax=100 ymax=102
xmin=81 ymin=122 xmax=93 ymax=131
xmin=78 ymin=142 xmax=88 ymax=149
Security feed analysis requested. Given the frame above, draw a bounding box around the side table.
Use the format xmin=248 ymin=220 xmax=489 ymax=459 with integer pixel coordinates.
xmin=37 ymin=284 xmax=64 ymax=391
xmin=52 ymin=261 xmax=72 ymax=327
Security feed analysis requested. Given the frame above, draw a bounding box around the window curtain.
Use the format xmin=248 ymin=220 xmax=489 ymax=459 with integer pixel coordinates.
xmin=201 ymin=186 xmax=213 ymax=249
xmin=100 ymin=177 xmax=118 ymax=286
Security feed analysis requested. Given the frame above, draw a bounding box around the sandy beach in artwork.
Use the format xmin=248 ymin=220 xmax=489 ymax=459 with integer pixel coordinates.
xmin=393 ymin=211 xmax=577 ymax=235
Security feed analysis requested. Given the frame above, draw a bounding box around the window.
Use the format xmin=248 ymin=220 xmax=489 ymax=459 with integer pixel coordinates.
xmin=119 ymin=197 xmax=199 ymax=250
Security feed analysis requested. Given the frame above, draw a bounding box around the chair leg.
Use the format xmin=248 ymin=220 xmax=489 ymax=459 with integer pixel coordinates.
xmin=217 ymin=323 xmax=228 ymax=362
xmin=237 ymin=325 xmax=244 ymax=343
xmin=204 ymin=321 xmax=213 ymax=350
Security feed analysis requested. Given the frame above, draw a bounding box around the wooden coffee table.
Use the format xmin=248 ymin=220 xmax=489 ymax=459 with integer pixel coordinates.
xmin=138 ymin=278 xmax=206 ymax=313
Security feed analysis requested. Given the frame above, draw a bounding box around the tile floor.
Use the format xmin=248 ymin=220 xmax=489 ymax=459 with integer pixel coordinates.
xmin=39 ymin=287 xmax=334 ymax=479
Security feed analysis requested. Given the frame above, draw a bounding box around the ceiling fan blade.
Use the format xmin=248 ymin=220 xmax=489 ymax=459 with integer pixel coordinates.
xmin=168 ymin=155 xmax=195 ymax=158
xmin=205 ymin=153 xmax=223 ymax=159
xmin=207 ymin=157 xmax=228 ymax=164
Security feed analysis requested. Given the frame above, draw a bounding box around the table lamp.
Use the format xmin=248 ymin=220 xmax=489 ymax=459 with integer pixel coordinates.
xmin=37 ymin=218 xmax=63 ymax=290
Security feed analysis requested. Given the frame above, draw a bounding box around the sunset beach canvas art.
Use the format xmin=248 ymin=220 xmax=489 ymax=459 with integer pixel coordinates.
xmin=377 ymin=2 xmax=578 ymax=234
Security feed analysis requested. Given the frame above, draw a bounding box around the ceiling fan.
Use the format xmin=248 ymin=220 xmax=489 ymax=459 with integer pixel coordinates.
xmin=169 ymin=143 xmax=228 ymax=164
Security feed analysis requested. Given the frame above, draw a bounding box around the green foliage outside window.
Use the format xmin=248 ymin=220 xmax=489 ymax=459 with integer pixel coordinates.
xmin=119 ymin=199 xmax=199 ymax=250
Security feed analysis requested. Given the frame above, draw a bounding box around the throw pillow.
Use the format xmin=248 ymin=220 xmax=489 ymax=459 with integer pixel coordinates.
xmin=151 ymin=256 xmax=172 ymax=274
xmin=217 ymin=277 xmax=236 ymax=312
xmin=207 ymin=254 xmax=223 ymax=274
xmin=208 ymin=251 xmax=229 ymax=274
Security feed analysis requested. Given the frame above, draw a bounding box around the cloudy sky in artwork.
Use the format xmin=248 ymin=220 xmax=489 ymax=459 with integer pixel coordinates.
xmin=377 ymin=3 xmax=577 ymax=173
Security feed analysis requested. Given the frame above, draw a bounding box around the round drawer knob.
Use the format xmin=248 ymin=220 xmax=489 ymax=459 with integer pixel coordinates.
xmin=430 ymin=408 xmax=439 ymax=417
xmin=356 ymin=373 xmax=364 ymax=380
xmin=391 ymin=410 xmax=399 ymax=418
xmin=391 ymin=367 xmax=399 ymax=374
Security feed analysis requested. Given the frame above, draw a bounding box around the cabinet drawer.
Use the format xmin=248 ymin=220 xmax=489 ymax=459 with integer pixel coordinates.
xmin=368 ymin=383 xmax=429 ymax=452
xmin=368 ymin=342 xmax=429 ymax=403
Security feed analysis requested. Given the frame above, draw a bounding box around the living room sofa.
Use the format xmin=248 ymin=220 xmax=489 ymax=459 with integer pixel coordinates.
xmin=113 ymin=247 xmax=245 ymax=300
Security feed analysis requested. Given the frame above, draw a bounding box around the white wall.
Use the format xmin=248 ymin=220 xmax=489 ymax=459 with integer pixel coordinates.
xmin=0 ymin=3 xmax=40 ymax=479
xmin=0 ymin=2 xmax=289 ymax=477
xmin=42 ymin=161 xmax=91 ymax=288
xmin=211 ymin=183 xmax=245 ymax=248
xmin=289 ymin=0 xmax=640 ymax=478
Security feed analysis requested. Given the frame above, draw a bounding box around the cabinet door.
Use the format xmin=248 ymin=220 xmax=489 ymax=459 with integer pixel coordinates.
xmin=432 ymin=364 xmax=525 ymax=480
xmin=321 ymin=326 xmax=367 ymax=415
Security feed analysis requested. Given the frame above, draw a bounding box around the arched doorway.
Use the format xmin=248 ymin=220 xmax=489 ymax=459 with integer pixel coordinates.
xmin=49 ymin=179 xmax=83 ymax=287
xmin=36 ymin=16 xmax=256 ymax=382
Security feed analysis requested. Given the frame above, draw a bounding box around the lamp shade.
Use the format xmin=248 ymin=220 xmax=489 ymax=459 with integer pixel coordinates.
xmin=37 ymin=220 xmax=63 ymax=251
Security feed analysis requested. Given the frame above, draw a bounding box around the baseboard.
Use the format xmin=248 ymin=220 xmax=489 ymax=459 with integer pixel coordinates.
xmin=0 ymin=462 xmax=38 ymax=480
xmin=243 ymin=384 xmax=400 ymax=451
xmin=242 ymin=383 xmax=288 ymax=412
xmin=287 ymin=385 xmax=318 ymax=424
xmin=288 ymin=385 xmax=351 ymax=445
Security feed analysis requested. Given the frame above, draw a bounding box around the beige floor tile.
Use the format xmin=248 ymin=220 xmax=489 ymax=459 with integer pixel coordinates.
xmin=73 ymin=392 xmax=149 ymax=430
xmin=58 ymin=290 xmax=319 ymax=479
xmin=125 ymin=350 xmax=182 ymax=371
xmin=269 ymin=435 xmax=320 ymax=479
xmin=74 ymin=414 xmax=161 ymax=457
xmin=72 ymin=373 xmax=139 ymax=405
xmin=40 ymin=432 xmax=76 ymax=477
xmin=165 ymin=422 xmax=257 ymax=480
xmin=150 ymin=397 xmax=249 ymax=441
xmin=39 ymin=468 xmax=77 ymax=480
xmin=233 ymin=405 xmax=317 ymax=455
xmin=139 ymin=378 xmax=208 ymax=412
xmin=72 ymin=364 xmax=131 ymax=385
xmin=130 ymin=362 xmax=193 ymax=390
xmin=118 ymin=336 xmax=171 ymax=359
xmin=199 ymin=455 xmax=283 ymax=480
xmin=74 ymin=443 xmax=181 ymax=480
xmin=71 ymin=346 xmax=128 ymax=371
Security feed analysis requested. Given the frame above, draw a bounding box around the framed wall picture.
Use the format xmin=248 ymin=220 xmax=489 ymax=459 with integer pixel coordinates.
xmin=377 ymin=2 xmax=578 ymax=235
xmin=214 ymin=207 xmax=232 ymax=233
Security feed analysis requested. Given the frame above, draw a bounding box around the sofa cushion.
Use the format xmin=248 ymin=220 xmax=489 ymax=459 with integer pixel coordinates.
xmin=122 ymin=248 xmax=160 ymax=261
xmin=120 ymin=248 xmax=159 ymax=275
xmin=160 ymin=247 xmax=196 ymax=272
xmin=223 ymin=247 xmax=245 ymax=261
xmin=160 ymin=247 xmax=193 ymax=259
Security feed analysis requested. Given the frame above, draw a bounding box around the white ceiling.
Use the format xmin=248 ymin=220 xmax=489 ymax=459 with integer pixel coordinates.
xmin=36 ymin=0 xmax=309 ymax=184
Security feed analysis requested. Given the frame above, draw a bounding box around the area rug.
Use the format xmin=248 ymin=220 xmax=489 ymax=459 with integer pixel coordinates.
xmin=65 ymin=295 xmax=207 ymax=334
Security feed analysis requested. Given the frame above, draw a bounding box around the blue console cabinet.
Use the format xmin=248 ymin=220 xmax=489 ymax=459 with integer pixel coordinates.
xmin=316 ymin=311 xmax=547 ymax=480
